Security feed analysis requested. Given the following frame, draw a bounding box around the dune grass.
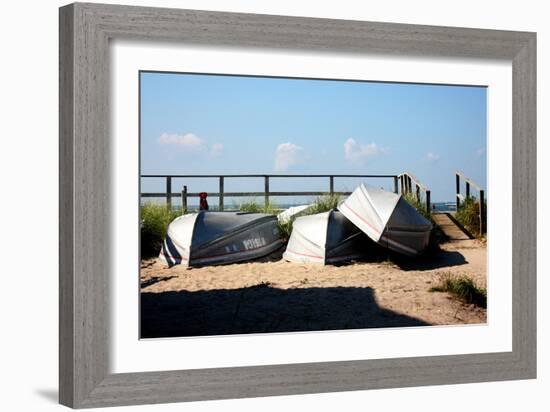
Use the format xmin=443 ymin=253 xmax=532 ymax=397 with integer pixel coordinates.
xmin=238 ymin=199 xmax=280 ymax=215
xmin=305 ymin=193 xmax=342 ymax=215
xmin=140 ymin=203 xmax=180 ymax=258
xmin=455 ymin=196 xmax=486 ymax=238
xmin=238 ymin=194 xmax=340 ymax=216
xmin=276 ymin=219 xmax=293 ymax=242
xmin=429 ymin=273 xmax=487 ymax=308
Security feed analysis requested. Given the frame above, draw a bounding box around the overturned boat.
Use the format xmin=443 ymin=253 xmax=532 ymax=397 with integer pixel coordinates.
xmin=160 ymin=211 xmax=284 ymax=268
xmin=338 ymin=184 xmax=432 ymax=256
xmin=283 ymin=210 xmax=373 ymax=264
xmin=277 ymin=204 xmax=312 ymax=224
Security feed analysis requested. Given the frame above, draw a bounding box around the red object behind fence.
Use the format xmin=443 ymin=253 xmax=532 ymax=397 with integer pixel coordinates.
xmin=199 ymin=192 xmax=209 ymax=211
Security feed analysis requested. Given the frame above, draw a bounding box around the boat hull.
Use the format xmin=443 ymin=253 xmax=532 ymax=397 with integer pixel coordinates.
xmin=160 ymin=212 xmax=284 ymax=267
xmin=283 ymin=210 xmax=373 ymax=264
xmin=339 ymin=184 xmax=432 ymax=256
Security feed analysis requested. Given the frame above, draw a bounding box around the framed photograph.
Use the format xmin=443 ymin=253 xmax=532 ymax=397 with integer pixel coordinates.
xmin=59 ymin=2 xmax=536 ymax=408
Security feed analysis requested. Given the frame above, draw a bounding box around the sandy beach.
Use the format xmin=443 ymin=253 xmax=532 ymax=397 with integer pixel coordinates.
xmin=140 ymin=237 xmax=486 ymax=338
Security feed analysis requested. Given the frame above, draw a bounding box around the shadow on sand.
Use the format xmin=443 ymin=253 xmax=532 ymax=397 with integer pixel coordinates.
xmin=141 ymin=275 xmax=176 ymax=288
xmin=336 ymin=238 xmax=468 ymax=272
xmin=390 ymin=249 xmax=468 ymax=271
xmin=141 ymin=285 xmax=430 ymax=339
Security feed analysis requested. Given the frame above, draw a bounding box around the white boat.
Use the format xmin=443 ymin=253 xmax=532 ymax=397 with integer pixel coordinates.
xmin=338 ymin=184 xmax=432 ymax=256
xmin=277 ymin=204 xmax=312 ymax=224
xmin=283 ymin=210 xmax=372 ymax=264
xmin=160 ymin=211 xmax=284 ymax=267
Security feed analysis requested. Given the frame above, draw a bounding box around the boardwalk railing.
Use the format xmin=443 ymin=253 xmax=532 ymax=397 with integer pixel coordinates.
xmin=398 ymin=172 xmax=431 ymax=213
xmin=455 ymin=171 xmax=486 ymax=235
xmin=140 ymin=174 xmax=402 ymax=212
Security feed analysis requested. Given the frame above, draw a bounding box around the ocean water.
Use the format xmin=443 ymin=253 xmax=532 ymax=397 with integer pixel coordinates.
xmin=431 ymin=202 xmax=457 ymax=212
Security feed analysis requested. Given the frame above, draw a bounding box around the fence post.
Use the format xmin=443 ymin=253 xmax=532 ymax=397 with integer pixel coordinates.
xmin=393 ymin=176 xmax=398 ymax=194
xmin=479 ymin=189 xmax=485 ymax=235
xmin=466 ymin=181 xmax=471 ymax=199
xmin=400 ymin=175 xmax=404 ymax=194
xmin=426 ymin=190 xmax=431 ymax=215
xmin=219 ymin=176 xmax=224 ymax=211
xmin=181 ymin=185 xmax=187 ymax=215
xmin=166 ymin=176 xmax=172 ymax=210
xmin=264 ymin=176 xmax=270 ymax=207
xmin=329 ymin=176 xmax=334 ymax=194
xmin=416 ymin=184 xmax=420 ymax=202
xmin=455 ymin=173 xmax=460 ymax=211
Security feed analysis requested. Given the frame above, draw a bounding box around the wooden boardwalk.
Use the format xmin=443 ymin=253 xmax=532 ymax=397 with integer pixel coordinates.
xmin=432 ymin=212 xmax=472 ymax=241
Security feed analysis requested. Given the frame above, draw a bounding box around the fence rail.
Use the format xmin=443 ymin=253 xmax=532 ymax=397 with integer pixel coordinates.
xmin=141 ymin=173 xmax=404 ymax=212
xmin=398 ymin=172 xmax=431 ymax=213
xmin=140 ymin=173 xmax=433 ymax=214
xmin=455 ymin=171 xmax=486 ymax=235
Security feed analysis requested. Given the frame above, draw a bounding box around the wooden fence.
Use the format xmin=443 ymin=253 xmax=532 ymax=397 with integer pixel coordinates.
xmin=398 ymin=172 xmax=431 ymax=213
xmin=141 ymin=173 xmax=432 ymax=214
xmin=455 ymin=171 xmax=486 ymax=234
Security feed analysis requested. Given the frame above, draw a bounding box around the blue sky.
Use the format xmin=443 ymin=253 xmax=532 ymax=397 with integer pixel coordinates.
xmin=140 ymin=72 xmax=486 ymax=204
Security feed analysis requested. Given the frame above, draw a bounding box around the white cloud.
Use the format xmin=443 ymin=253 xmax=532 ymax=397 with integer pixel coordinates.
xmin=158 ymin=132 xmax=223 ymax=156
xmin=344 ymin=138 xmax=386 ymax=163
xmin=211 ymin=143 xmax=224 ymax=156
xmin=159 ymin=132 xmax=203 ymax=149
xmin=426 ymin=152 xmax=441 ymax=162
xmin=274 ymin=142 xmax=304 ymax=172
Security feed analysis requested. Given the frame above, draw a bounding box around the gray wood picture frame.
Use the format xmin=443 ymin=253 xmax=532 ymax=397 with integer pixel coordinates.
xmin=59 ymin=2 xmax=536 ymax=408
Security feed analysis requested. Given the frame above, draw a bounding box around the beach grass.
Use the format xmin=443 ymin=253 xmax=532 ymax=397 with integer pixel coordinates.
xmin=305 ymin=193 xmax=342 ymax=215
xmin=455 ymin=196 xmax=486 ymax=237
xmin=429 ymin=273 xmax=487 ymax=308
xmin=238 ymin=199 xmax=280 ymax=214
xmin=140 ymin=203 xmax=180 ymax=258
xmin=237 ymin=193 xmax=341 ymax=216
xmin=276 ymin=219 xmax=293 ymax=242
